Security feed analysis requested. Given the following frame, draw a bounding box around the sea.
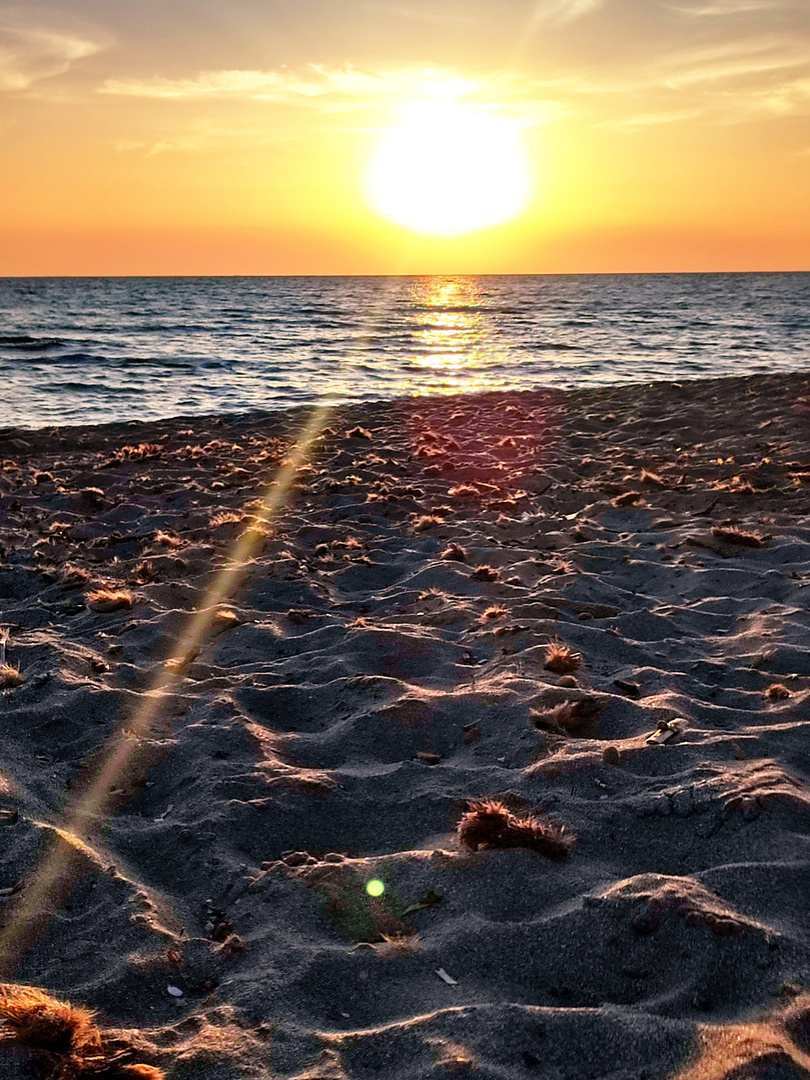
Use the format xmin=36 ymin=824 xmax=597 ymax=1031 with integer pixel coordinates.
xmin=1 ymin=273 xmax=808 ymax=430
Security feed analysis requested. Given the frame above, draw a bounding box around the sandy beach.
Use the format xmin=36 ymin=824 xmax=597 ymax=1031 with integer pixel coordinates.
xmin=1 ymin=369 xmax=810 ymax=1079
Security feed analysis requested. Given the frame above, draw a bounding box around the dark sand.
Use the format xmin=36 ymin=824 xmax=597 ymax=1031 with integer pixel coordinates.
xmin=1 ymin=371 xmax=810 ymax=1078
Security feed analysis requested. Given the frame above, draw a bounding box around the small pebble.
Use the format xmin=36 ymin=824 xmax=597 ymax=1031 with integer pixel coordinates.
xmin=417 ymin=752 xmax=441 ymax=765
xmin=602 ymin=746 xmax=621 ymax=766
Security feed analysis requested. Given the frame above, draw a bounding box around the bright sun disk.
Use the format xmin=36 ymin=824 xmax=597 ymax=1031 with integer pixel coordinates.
xmin=365 ymin=100 xmax=532 ymax=237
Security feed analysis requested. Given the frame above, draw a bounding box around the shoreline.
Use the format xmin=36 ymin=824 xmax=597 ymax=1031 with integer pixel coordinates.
xmin=2 ymin=367 xmax=810 ymax=440
xmin=1 ymin=369 xmax=810 ymax=1078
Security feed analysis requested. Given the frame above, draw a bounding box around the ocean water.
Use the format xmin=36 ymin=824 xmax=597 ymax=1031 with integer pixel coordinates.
xmin=1 ymin=273 xmax=808 ymax=429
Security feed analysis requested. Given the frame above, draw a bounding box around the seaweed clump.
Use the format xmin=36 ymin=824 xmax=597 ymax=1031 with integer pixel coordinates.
xmin=0 ymin=983 xmax=163 ymax=1078
xmin=457 ymin=800 xmax=575 ymax=861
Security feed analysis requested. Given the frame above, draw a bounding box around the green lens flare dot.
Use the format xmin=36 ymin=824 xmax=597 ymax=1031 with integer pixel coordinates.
xmin=366 ymin=879 xmax=385 ymax=898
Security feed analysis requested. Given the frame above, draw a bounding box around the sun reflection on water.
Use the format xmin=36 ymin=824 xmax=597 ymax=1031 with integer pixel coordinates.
xmin=400 ymin=277 xmax=507 ymax=396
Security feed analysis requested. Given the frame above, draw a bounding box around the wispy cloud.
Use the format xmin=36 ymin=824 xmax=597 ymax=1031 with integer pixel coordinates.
xmin=713 ymin=74 xmax=810 ymax=116
xmin=671 ymin=0 xmax=787 ymax=16
xmin=114 ymin=136 xmax=211 ymax=157
xmin=532 ymin=36 xmax=809 ymax=94
xmin=98 ymin=63 xmax=568 ymax=126
xmin=112 ymin=118 xmax=305 ymax=157
xmin=360 ymin=3 xmax=480 ymax=26
xmin=0 ymin=17 xmax=104 ymax=92
xmin=528 ymin=34 xmax=810 ymax=125
xmin=598 ymin=108 xmax=703 ymax=129
xmin=100 ymin=64 xmax=461 ymax=104
xmin=530 ymin=0 xmax=604 ymax=23
xmin=657 ymin=37 xmax=808 ymax=88
xmin=103 ymin=67 xmax=569 ymax=157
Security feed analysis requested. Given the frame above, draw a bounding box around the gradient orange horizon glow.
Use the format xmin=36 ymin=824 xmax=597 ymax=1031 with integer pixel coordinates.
xmin=1 ymin=0 xmax=808 ymax=275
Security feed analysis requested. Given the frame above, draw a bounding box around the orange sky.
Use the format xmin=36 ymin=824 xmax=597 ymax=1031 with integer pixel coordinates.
xmin=1 ymin=0 xmax=808 ymax=274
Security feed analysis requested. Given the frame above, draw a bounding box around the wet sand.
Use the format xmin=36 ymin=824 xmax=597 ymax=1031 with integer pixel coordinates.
xmin=1 ymin=371 xmax=810 ymax=1079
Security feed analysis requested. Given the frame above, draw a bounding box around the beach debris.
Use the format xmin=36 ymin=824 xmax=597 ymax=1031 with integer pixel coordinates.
xmin=639 ymin=468 xmax=665 ymax=486
xmin=611 ymin=491 xmax=644 ymax=507
xmin=710 ymin=524 xmax=770 ymax=548
xmin=85 ymin=587 xmax=135 ymax=613
xmin=101 ymin=442 xmax=162 ymax=467
xmin=463 ymin=723 xmax=481 ymax=744
xmin=155 ymin=804 xmax=174 ymax=821
xmin=154 ymin=530 xmax=183 ymax=548
xmin=130 ymin=560 xmax=157 ymax=584
xmin=436 ymin=968 xmax=458 ymax=986
xmin=471 ymin=564 xmax=499 ymax=581
xmin=416 ymin=752 xmax=441 ymax=765
xmin=602 ymin=746 xmax=621 ymax=766
xmin=413 ymin=514 xmax=443 ymax=533
xmin=531 ymin=697 xmax=604 ymax=736
xmin=0 ymin=628 xmax=7 ymax=667
xmin=645 ymin=718 xmax=689 ymax=745
xmin=457 ymin=799 xmax=575 ymax=860
xmin=0 ymin=662 xmax=25 ymax=689
xmin=345 ymin=426 xmax=372 ymax=440
xmin=765 ymin=682 xmax=791 ymax=699
xmin=543 ymin=642 xmax=581 ymax=675
xmin=167 ymin=985 xmax=183 ymax=997
xmin=480 ymin=605 xmax=508 ymax=622
xmin=60 ymin=563 xmax=91 ymax=590
xmin=0 ymin=983 xmax=164 ymax=1077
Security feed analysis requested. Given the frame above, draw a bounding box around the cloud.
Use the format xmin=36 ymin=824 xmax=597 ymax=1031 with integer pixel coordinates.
xmin=104 ymin=69 xmax=569 ymax=158
xmin=598 ymin=108 xmax=703 ymax=129
xmin=527 ymin=34 xmax=810 ymax=126
xmin=657 ymin=37 xmax=809 ymax=88
xmin=0 ymin=17 xmax=104 ymax=91
xmin=114 ymin=136 xmax=211 ymax=156
xmin=528 ymin=0 xmax=603 ymax=23
xmin=360 ymin=3 xmax=481 ymax=25
xmin=100 ymin=64 xmax=449 ymax=103
xmin=531 ymin=35 xmax=809 ymax=94
xmin=98 ymin=63 xmax=568 ymax=126
xmin=112 ymin=117 xmax=305 ymax=157
xmin=671 ymin=0 xmax=787 ymax=15
xmin=714 ymin=74 xmax=810 ymax=116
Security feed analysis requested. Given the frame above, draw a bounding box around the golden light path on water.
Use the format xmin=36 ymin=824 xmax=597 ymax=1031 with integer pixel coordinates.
xmin=394 ymin=278 xmax=508 ymax=399
xmin=0 ymin=275 xmax=502 ymax=974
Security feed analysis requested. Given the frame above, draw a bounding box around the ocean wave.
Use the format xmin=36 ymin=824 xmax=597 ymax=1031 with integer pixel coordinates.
xmin=0 ymin=334 xmax=66 ymax=351
xmin=519 ymin=341 xmax=581 ymax=352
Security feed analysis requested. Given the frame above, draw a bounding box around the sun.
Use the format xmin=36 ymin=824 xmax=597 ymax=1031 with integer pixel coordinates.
xmin=364 ymin=99 xmax=532 ymax=237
